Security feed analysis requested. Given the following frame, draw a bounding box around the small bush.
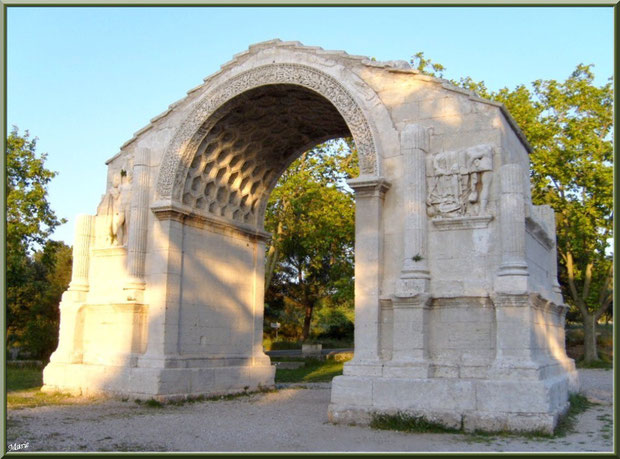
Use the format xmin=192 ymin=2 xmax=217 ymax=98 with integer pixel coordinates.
xmin=144 ymin=398 xmax=163 ymax=408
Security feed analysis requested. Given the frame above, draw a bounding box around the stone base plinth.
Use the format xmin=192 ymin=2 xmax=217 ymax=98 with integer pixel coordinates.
xmin=328 ymin=367 xmax=577 ymax=434
xmin=42 ymin=361 xmax=275 ymax=400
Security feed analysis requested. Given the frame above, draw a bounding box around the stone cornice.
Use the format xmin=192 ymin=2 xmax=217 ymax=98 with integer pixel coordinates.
xmin=151 ymin=200 xmax=271 ymax=242
xmin=347 ymin=176 xmax=391 ymax=198
xmin=431 ymin=215 xmax=493 ymax=231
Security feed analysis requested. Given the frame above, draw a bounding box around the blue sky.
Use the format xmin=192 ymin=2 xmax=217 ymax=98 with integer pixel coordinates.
xmin=6 ymin=6 xmax=614 ymax=245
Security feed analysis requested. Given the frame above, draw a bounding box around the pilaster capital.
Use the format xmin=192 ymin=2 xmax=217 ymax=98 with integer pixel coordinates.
xmin=401 ymin=124 xmax=432 ymax=153
xmin=133 ymin=147 xmax=151 ymax=167
xmin=347 ymin=175 xmax=391 ymax=198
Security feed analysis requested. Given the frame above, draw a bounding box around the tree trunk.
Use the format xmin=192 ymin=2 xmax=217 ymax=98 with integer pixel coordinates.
xmin=582 ymin=313 xmax=599 ymax=363
xmin=301 ymin=304 xmax=313 ymax=342
xmin=265 ymin=204 xmax=286 ymax=289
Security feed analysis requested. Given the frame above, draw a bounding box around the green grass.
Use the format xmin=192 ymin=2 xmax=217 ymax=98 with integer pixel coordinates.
xmin=263 ymin=337 xmax=353 ymax=351
xmin=7 ymin=366 xmax=88 ymax=410
xmin=274 ymin=358 xmax=345 ymax=383
xmin=370 ymin=411 xmax=461 ymax=434
xmin=370 ymin=393 xmax=594 ymax=440
xmin=7 ymin=389 xmax=79 ymax=410
xmin=552 ymin=393 xmax=593 ymax=437
xmin=7 ymin=366 xmax=43 ymax=391
xmin=575 ymin=358 xmax=613 ymax=370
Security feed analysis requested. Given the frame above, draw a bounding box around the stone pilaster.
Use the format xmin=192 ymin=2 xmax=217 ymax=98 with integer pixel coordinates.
xmin=495 ymin=163 xmax=529 ymax=293
xmin=383 ymin=294 xmax=431 ymax=378
xmin=345 ymin=176 xmax=390 ymax=372
xmin=252 ymin=238 xmax=271 ymax=366
xmin=536 ymin=205 xmax=563 ymax=302
xmin=396 ymin=124 xmax=431 ymax=296
xmin=68 ymin=214 xmax=94 ymax=294
xmin=138 ymin=208 xmax=185 ymax=367
xmin=124 ymin=148 xmax=151 ymax=299
xmin=490 ymin=293 xmax=540 ymax=379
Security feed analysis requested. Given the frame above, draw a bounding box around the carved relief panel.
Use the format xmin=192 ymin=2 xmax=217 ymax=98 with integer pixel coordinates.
xmin=426 ymin=144 xmax=494 ymax=219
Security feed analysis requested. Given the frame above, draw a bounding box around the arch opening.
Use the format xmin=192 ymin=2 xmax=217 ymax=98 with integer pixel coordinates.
xmin=178 ymin=84 xmax=358 ymax=352
xmin=179 ymin=84 xmax=353 ymax=230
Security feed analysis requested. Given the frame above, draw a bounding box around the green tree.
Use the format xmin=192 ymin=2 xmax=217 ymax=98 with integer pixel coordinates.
xmin=442 ymin=60 xmax=614 ymax=363
xmin=264 ymin=139 xmax=357 ymax=341
xmin=7 ymin=127 xmax=65 ymax=253
xmin=525 ymin=66 xmax=613 ymax=363
xmin=23 ymin=241 xmax=72 ymax=360
xmin=6 ymin=128 xmax=68 ymax=358
xmin=410 ymin=51 xmax=446 ymax=78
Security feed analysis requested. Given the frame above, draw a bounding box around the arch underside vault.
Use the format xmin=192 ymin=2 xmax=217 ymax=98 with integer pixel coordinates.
xmin=179 ymin=85 xmax=351 ymax=228
xmin=157 ymin=63 xmax=380 ymax=205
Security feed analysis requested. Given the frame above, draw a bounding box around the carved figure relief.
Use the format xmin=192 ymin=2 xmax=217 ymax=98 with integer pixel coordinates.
xmin=98 ymin=169 xmax=133 ymax=246
xmin=426 ymin=144 xmax=493 ymax=218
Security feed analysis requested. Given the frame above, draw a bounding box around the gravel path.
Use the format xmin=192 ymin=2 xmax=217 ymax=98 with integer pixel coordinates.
xmin=7 ymin=369 xmax=613 ymax=453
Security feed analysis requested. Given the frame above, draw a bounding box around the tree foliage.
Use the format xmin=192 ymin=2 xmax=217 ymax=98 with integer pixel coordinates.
xmin=7 ymin=241 xmax=72 ymax=360
xmin=7 ymin=127 xmax=65 ymax=253
xmin=264 ymin=139 xmax=358 ymax=341
xmin=6 ymin=128 xmax=70 ymax=360
xmin=449 ymin=62 xmax=613 ymax=363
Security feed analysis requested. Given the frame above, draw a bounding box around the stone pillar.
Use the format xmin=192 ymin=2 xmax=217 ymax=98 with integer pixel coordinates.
xmin=138 ymin=209 xmax=185 ymax=367
xmin=49 ymin=215 xmax=94 ymax=364
xmin=124 ymin=148 xmax=150 ymax=300
xmin=383 ymin=124 xmax=432 ymax=378
xmin=252 ymin=238 xmax=271 ymax=366
xmin=396 ymin=124 xmax=431 ymax=296
xmin=69 ymin=214 xmax=94 ymax=293
xmin=492 ymin=164 xmax=536 ymax=375
xmin=345 ymin=176 xmax=390 ymax=372
xmin=495 ymin=163 xmax=529 ymax=293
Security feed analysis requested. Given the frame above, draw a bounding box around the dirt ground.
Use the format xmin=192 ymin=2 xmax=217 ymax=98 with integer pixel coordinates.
xmin=6 ymin=369 xmax=613 ymax=453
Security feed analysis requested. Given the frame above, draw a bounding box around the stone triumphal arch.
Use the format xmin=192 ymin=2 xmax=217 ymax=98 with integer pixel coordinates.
xmin=43 ymin=40 xmax=578 ymax=433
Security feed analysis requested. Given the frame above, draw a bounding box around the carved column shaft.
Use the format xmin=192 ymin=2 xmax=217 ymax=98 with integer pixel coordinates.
xmin=347 ymin=176 xmax=390 ymax=365
xmin=397 ymin=124 xmax=431 ymax=296
xmin=496 ymin=163 xmax=528 ymax=292
xmin=69 ymin=214 xmax=94 ymax=291
xmin=125 ymin=148 xmax=151 ymax=291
